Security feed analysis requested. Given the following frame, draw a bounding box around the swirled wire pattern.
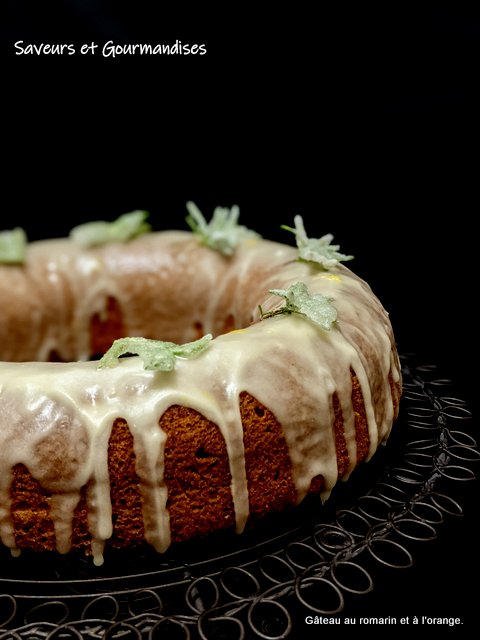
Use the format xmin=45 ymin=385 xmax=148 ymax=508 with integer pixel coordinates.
xmin=0 ymin=355 xmax=477 ymax=639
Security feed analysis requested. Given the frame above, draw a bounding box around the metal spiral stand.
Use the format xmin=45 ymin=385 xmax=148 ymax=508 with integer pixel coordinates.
xmin=0 ymin=354 xmax=477 ymax=639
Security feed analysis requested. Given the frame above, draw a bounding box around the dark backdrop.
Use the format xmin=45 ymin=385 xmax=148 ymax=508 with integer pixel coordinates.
xmin=2 ymin=1 xmax=479 ymax=627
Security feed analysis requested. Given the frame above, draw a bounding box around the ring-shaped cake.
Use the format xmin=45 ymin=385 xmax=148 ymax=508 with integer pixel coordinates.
xmin=0 ymin=208 xmax=401 ymax=565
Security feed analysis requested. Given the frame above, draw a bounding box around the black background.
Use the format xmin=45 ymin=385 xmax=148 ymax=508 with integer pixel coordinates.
xmin=1 ymin=1 xmax=479 ymax=630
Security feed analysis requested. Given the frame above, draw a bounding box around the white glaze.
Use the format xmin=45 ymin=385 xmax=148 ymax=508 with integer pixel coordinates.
xmin=0 ymin=231 xmax=401 ymax=563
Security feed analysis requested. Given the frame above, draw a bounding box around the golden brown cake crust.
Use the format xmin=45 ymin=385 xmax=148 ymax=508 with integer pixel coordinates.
xmin=161 ymin=404 xmax=236 ymax=543
xmin=9 ymin=371 xmax=384 ymax=555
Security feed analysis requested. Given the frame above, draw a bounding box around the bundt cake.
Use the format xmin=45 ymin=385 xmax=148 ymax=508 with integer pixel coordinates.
xmin=0 ymin=206 xmax=401 ymax=565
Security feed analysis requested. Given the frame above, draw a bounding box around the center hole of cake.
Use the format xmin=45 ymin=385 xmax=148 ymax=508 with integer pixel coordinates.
xmin=194 ymin=313 xmax=236 ymax=338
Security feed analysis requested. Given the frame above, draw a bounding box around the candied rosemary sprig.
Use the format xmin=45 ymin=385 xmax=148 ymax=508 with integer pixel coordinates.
xmin=0 ymin=227 xmax=28 ymax=264
xmin=259 ymin=281 xmax=337 ymax=331
xmin=186 ymin=201 xmax=260 ymax=256
xmin=70 ymin=210 xmax=151 ymax=247
xmin=282 ymin=215 xmax=353 ymax=269
xmin=98 ymin=334 xmax=213 ymax=371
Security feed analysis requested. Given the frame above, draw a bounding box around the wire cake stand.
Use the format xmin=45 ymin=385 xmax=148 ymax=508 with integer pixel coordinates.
xmin=0 ymin=354 xmax=477 ymax=639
